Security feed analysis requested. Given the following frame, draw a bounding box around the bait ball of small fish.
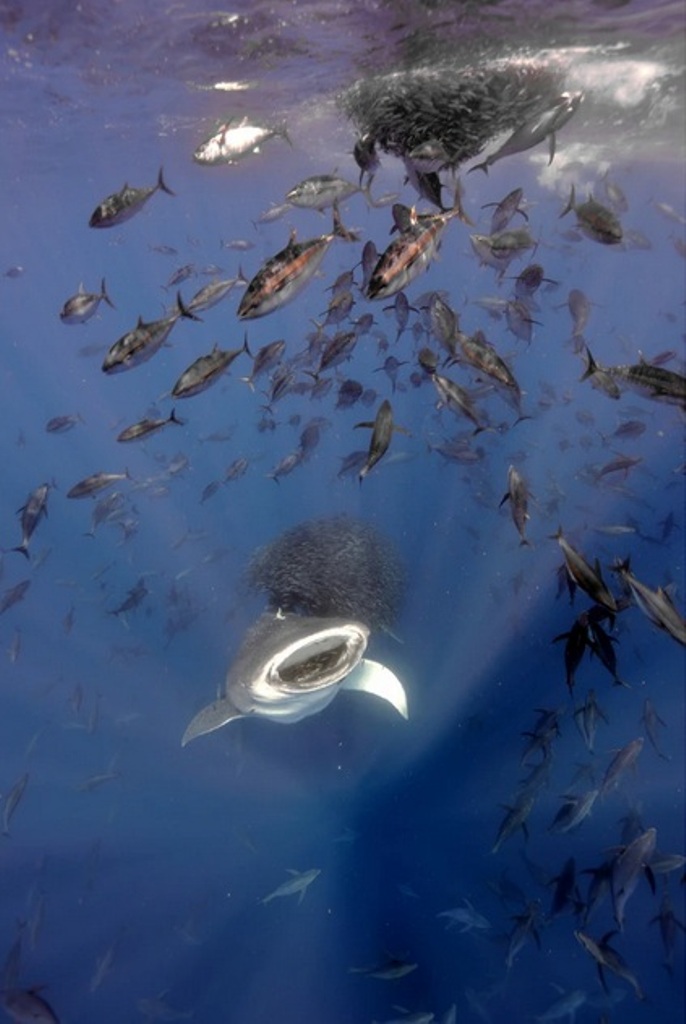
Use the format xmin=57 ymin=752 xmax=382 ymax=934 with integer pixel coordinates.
xmin=338 ymin=60 xmax=564 ymax=165
xmin=246 ymin=515 xmax=404 ymax=630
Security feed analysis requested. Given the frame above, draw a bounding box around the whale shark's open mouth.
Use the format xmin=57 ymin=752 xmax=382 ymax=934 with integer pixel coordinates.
xmin=274 ymin=627 xmax=367 ymax=691
xmin=278 ymin=641 xmax=356 ymax=686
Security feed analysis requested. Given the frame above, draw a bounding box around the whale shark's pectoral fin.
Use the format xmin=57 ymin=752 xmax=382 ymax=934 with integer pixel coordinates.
xmin=341 ymin=658 xmax=408 ymax=719
xmin=182 ymin=696 xmax=244 ymax=746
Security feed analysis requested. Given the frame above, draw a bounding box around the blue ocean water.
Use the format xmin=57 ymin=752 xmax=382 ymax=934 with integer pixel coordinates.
xmin=1 ymin=2 xmax=684 ymax=1022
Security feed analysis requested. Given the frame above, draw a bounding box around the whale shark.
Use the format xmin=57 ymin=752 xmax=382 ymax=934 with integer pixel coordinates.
xmin=181 ymin=611 xmax=408 ymax=745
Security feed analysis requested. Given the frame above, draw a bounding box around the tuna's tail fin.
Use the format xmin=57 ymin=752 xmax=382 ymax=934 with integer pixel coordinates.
xmin=580 ymin=346 xmax=600 ymax=381
xmin=157 ymin=166 xmax=176 ymax=197
xmin=176 ymin=291 xmax=203 ymax=322
xmin=468 ymin=157 xmax=490 ymax=176
xmin=332 ymin=202 xmax=359 ymax=242
xmin=559 ymin=184 xmax=576 ymax=219
xmin=101 ymin=278 xmax=116 ymax=309
xmin=450 ymin=179 xmax=474 ymax=226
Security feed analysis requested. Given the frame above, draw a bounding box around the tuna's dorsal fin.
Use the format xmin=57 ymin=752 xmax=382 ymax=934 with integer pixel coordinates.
xmin=182 ymin=696 xmax=244 ymax=746
xmin=341 ymin=658 xmax=408 ymax=719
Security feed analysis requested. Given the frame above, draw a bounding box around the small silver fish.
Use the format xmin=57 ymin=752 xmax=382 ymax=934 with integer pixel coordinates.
xmin=45 ymin=413 xmax=83 ymax=434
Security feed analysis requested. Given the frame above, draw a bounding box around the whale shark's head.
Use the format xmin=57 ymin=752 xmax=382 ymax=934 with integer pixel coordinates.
xmin=182 ymin=611 xmax=407 ymax=746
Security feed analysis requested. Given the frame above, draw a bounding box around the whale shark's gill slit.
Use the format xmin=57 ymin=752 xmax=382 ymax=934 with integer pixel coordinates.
xmin=279 ymin=639 xmax=351 ymax=686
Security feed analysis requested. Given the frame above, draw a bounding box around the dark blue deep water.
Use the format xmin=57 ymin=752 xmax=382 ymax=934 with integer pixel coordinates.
xmin=1 ymin=2 xmax=684 ymax=1022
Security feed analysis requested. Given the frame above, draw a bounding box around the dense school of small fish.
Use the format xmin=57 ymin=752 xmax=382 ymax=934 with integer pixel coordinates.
xmin=1 ymin=56 xmax=684 ymax=1024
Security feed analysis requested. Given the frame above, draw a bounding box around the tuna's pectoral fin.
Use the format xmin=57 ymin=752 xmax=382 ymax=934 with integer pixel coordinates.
xmin=182 ymin=696 xmax=244 ymax=746
xmin=341 ymin=658 xmax=408 ymax=719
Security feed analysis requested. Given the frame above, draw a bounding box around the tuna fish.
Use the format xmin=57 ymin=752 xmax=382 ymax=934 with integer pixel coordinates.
xmin=500 ymin=465 xmax=531 ymax=546
xmin=610 ymin=827 xmax=657 ymax=929
xmin=66 ymin=471 xmax=130 ymax=499
xmin=11 ymin=483 xmax=51 ymax=559
xmin=237 ymin=205 xmax=356 ymax=319
xmin=60 ymin=278 xmax=115 ymax=324
xmin=260 ymin=867 xmax=321 ymax=905
xmin=574 ymin=930 xmax=645 ymax=1000
xmin=551 ymin=528 xmax=617 ymax=612
xmin=285 ymin=173 xmax=362 ymax=210
xmin=548 ymin=789 xmax=599 ymax=834
xmin=355 ymin=398 xmax=407 ymax=482
xmin=366 ymin=190 xmax=468 ymax=300
xmin=613 ymin=559 xmax=686 ymax=645
xmin=560 ymin=185 xmax=623 ymax=245
xmin=116 ymin=410 xmax=185 ymax=443
xmin=89 ymin=167 xmax=174 ymax=228
xmin=193 ymin=118 xmax=289 ymax=165
xmin=102 ymin=294 xmax=200 ymax=374
xmin=171 ymin=338 xmax=248 ymax=399
xmin=599 ymin=737 xmax=644 ymax=797
xmin=1 ymin=771 xmax=29 ymax=835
